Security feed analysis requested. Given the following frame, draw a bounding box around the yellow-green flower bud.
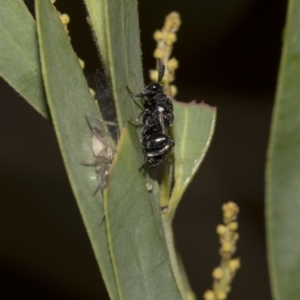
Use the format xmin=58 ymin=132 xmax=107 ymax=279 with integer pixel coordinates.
xmin=90 ymin=88 xmax=96 ymax=97
xmin=153 ymin=30 xmax=163 ymax=41
xmin=212 ymin=267 xmax=224 ymax=279
xmin=203 ymin=290 xmax=216 ymax=300
xmin=153 ymin=49 xmax=165 ymax=59
xmin=60 ymin=13 xmax=70 ymax=25
xmin=78 ymin=58 xmax=85 ymax=69
xmin=166 ymin=32 xmax=177 ymax=43
xmin=169 ymin=85 xmax=177 ymax=97
xmin=149 ymin=70 xmax=158 ymax=82
xmin=228 ymin=222 xmax=238 ymax=231
xmin=215 ymin=290 xmax=227 ymax=300
xmin=221 ymin=242 xmax=232 ymax=253
xmin=229 ymin=259 xmax=241 ymax=271
xmin=167 ymin=58 xmax=179 ymax=71
xmin=216 ymin=224 xmax=227 ymax=235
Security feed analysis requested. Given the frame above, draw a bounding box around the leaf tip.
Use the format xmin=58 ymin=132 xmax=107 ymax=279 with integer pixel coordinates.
xmin=173 ymin=99 xmax=216 ymax=111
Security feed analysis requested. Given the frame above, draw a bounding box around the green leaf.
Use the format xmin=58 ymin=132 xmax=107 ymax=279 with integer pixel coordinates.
xmin=266 ymin=0 xmax=300 ymax=299
xmin=84 ymin=0 xmax=144 ymax=129
xmin=35 ymin=1 xmax=118 ymax=299
xmin=169 ymin=100 xmax=216 ymax=211
xmin=0 ymin=0 xmax=48 ymax=119
xmin=104 ymin=128 xmax=182 ymax=300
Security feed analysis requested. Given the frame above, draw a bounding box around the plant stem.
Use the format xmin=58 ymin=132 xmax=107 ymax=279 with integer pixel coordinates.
xmin=162 ymin=214 xmax=187 ymax=300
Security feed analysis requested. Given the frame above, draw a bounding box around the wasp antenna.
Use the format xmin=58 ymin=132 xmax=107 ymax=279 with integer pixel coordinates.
xmin=157 ymin=59 xmax=165 ymax=83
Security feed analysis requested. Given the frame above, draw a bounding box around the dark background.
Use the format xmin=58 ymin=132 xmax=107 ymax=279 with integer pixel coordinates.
xmin=0 ymin=0 xmax=287 ymax=299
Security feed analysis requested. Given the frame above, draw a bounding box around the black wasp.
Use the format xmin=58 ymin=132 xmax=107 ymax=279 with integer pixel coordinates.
xmin=133 ymin=59 xmax=175 ymax=170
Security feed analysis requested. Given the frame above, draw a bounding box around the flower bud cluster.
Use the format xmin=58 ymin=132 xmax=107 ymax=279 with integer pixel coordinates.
xmin=203 ymin=202 xmax=241 ymax=300
xmin=150 ymin=12 xmax=181 ymax=97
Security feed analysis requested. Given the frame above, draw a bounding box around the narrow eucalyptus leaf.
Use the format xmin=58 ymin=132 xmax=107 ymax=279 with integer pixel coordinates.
xmin=266 ymin=0 xmax=300 ymax=299
xmin=35 ymin=1 xmax=118 ymax=298
xmin=104 ymin=128 xmax=182 ymax=300
xmin=0 ymin=0 xmax=48 ymax=119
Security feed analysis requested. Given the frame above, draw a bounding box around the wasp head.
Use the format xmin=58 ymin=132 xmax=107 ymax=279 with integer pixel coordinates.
xmin=134 ymin=82 xmax=164 ymax=99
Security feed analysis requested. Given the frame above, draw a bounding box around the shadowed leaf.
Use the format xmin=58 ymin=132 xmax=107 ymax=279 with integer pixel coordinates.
xmin=84 ymin=0 xmax=144 ymax=130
